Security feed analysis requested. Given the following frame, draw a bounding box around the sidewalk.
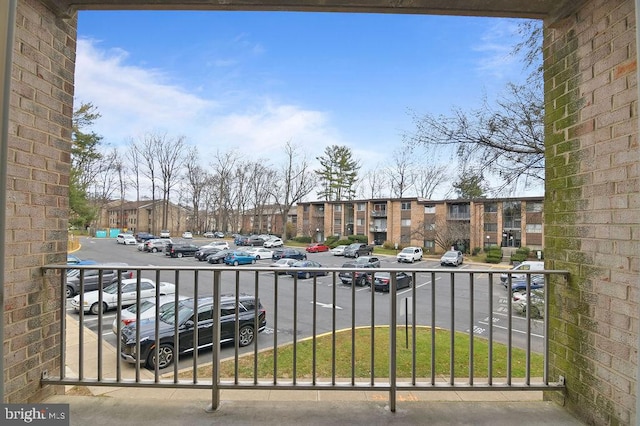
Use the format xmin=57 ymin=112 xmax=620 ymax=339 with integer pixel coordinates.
xmin=45 ymin=312 xmax=585 ymax=426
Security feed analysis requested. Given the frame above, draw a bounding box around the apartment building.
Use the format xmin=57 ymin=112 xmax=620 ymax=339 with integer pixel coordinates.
xmin=296 ymin=197 xmax=544 ymax=254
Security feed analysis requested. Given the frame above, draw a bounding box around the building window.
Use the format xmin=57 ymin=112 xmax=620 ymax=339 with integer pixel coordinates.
xmin=484 ymin=223 xmax=498 ymax=232
xmin=526 ymin=201 xmax=543 ymax=212
xmin=503 ymin=201 xmax=521 ymax=229
xmin=401 ymin=202 xmax=411 ymax=210
xmin=356 ymin=218 xmax=364 ymax=226
xmin=424 ymin=205 xmax=435 ymax=214
xmin=357 ymin=203 xmax=366 ymax=211
xmin=401 ymin=234 xmax=411 ymax=244
xmin=334 ymin=205 xmax=342 ymax=212
xmin=424 ymin=240 xmax=435 ymax=249
xmin=484 ymin=202 xmax=498 ymax=212
xmin=303 ymin=205 xmax=309 ymax=212
xmin=401 ymin=219 xmax=411 ymax=227
xmin=526 ymin=223 xmax=542 ymax=233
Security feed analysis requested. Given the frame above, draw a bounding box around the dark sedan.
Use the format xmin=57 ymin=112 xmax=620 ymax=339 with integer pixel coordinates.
xmin=338 ymin=262 xmax=377 ymax=286
xmin=120 ymin=295 xmax=266 ymax=369
xmin=287 ymin=260 xmax=328 ymax=279
xmin=372 ymin=272 xmax=412 ymax=292
xmin=194 ymin=246 xmax=220 ymax=261
xmin=272 ymin=248 xmax=307 ymax=261
xmin=207 ymin=249 xmax=231 ymax=264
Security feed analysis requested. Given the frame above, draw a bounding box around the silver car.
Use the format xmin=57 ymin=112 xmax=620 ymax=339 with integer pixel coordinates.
xmin=440 ymin=250 xmax=463 ymax=267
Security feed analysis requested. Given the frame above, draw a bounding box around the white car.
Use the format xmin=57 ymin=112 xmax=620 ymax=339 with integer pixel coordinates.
xmin=201 ymin=240 xmax=229 ymax=250
xmin=117 ymin=233 xmax=137 ymax=245
xmin=269 ymin=258 xmax=297 ymax=274
xmin=71 ymin=278 xmax=176 ymax=315
xmin=396 ymin=246 xmax=423 ymax=263
xmin=182 ymin=231 xmax=193 ymax=239
xmin=245 ymin=247 xmax=273 ymax=260
xmin=330 ymin=245 xmax=347 ymax=256
xmin=111 ymin=294 xmax=188 ymax=335
xmin=264 ymin=238 xmax=283 ymax=248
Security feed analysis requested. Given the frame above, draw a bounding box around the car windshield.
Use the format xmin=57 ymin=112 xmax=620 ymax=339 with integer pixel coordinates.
xmin=401 ymin=248 xmax=413 ymax=253
xmin=103 ymin=282 xmax=121 ymax=294
xmin=159 ymin=301 xmax=194 ymax=326
xmin=444 ymin=252 xmax=457 ymax=258
xmin=125 ymin=299 xmax=154 ymax=313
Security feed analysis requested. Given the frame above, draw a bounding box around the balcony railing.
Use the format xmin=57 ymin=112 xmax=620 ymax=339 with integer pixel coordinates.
xmin=447 ymin=213 xmax=471 ymax=220
xmin=42 ymin=263 xmax=567 ymax=412
xmin=371 ymin=211 xmax=387 ymax=217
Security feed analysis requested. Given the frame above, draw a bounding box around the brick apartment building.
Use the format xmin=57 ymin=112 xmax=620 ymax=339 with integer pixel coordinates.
xmin=297 ymin=196 xmax=544 ymax=254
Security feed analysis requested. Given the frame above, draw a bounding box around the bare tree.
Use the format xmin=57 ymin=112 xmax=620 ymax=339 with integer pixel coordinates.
xmin=356 ymin=166 xmax=388 ymax=199
xmin=412 ymin=215 xmax=469 ymax=253
xmin=271 ymin=141 xmax=316 ymax=239
xmin=387 ymin=147 xmax=416 ymax=198
xmin=183 ymin=147 xmax=209 ymax=234
xmin=246 ymin=160 xmax=276 ymax=233
xmin=210 ymin=150 xmax=240 ymax=233
xmin=126 ymin=139 xmax=142 ymax=232
xmin=414 ymin=165 xmax=448 ymax=199
xmin=156 ymin=134 xmax=187 ymax=230
xmin=138 ymin=133 xmax=159 ymax=233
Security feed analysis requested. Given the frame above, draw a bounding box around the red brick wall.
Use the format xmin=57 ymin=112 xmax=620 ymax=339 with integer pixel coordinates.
xmin=4 ymin=0 xmax=76 ymax=403
xmin=543 ymin=0 xmax=638 ymax=424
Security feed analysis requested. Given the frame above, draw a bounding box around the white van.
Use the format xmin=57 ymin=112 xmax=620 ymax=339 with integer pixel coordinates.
xmin=500 ymin=261 xmax=544 ymax=284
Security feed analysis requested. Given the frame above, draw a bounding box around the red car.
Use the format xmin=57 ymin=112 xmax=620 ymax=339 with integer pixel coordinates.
xmin=306 ymin=243 xmax=330 ymax=253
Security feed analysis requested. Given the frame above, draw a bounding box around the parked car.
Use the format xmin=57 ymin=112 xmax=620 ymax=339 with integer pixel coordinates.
xmin=272 ymin=248 xmax=307 ymax=261
xmin=111 ymin=294 xmax=188 ymax=335
xmin=65 ymin=262 xmax=133 ymax=298
xmin=372 ymin=272 xmax=412 ymax=292
xmin=202 ymin=231 xmax=215 ymax=238
xmin=71 ymin=278 xmax=176 ymax=314
xmin=353 ymin=256 xmax=381 ymax=268
xmin=500 ymin=261 xmax=545 ymax=284
xmin=338 ymin=261 xmax=377 ymax=286
xmin=440 ymin=250 xmax=464 ymax=267
xmin=135 ymin=232 xmax=156 ymax=242
xmin=234 ymin=235 xmax=249 ymax=246
xmin=66 ymin=255 xmax=97 ymax=279
xmin=287 ymin=260 xmax=327 ymax=279
xmin=245 ymin=247 xmax=273 ymax=260
xmin=246 ymin=236 xmax=266 ymax=246
xmin=509 ymin=275 xmax=545 ymax=293
xmin=224 ymin=251 xmax=256 ymax=266
xmin=213 ymin=231 xmax=225 ymax=238
xmin=160 ymin=230 xmax=171 ymax=238
xmin=269 ymin=258 xmax=298 ymax=274
xmin=343 ymin=243 xmax=374 ymax=258
xmin=396 ymin=247 xmax=423 ymax=263
xmin=182 ymin=231 xmax=193 ymax=239
xmin=167 ymin=243 xmax=199 ymax=258
xmin=206 ymin=249 xmax=231 ymax=264
xmin=306 ymin=243 xmax=330 ymax=253
xmin=513 ymin=288 xmax=545 ymax=319
xmin=194 ymin=246 xmax=221 ymax=261
xmin=330 ymin=245 xmax=347 ymax=256
xmin=120 ymin=295 xmax=266 ymax=369
xmin=144 ymin=238 xmax=173 ymax=253
xmin=263 ymin=238 xmax=284 ymax=248
xmin=201 ymin=240 xmax=229 ymax=250
xmin=116 ymin=233 xmax=137 ymax=245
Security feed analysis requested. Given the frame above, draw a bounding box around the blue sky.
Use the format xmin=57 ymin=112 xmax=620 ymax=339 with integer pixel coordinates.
xmin=75 ymin=11 xmax=540 ymax=198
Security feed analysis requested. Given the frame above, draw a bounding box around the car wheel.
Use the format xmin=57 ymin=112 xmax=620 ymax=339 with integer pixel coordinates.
xmin=304 ymin=272 xmax=311 ymax=279
xmin=147 ymin=343 xmax=174 ymax=369
xmin=255 ymin=255 xmax=260 ymax=260
xmin=90 ymin=302 xmax=107 ymax=315
xmin=410 ymin=257 xmax=415 ymax=263
xmin=357 ymin=276 xmax=366 ymax=287
xmin=354 ymin=253 xmax=359 ymax=258
xmin=65 ymin=286 xmax=74 ymax=298
xmin=238 ymin=325 xmax=255 ymax=347
xmin=175 ymin=252 xmax=182 ymax=258
xmin=530 ymin=306 xmax=541 ymax=319
xmin=233 ymin=260 xmax=239 ymax=266
xmin=152 ymin=247 xmax=158 ymax=253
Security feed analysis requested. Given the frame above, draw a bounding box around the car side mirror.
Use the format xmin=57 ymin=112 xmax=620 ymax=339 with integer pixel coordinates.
xmin=183 ymin=320 xmax=195 ymax=329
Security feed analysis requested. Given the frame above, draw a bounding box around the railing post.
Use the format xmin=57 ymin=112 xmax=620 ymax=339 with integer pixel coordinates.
xmin=206 ymin=269 xmax=222 ymax=412
xmin=389 ymin=272 xmax=397 ymax=413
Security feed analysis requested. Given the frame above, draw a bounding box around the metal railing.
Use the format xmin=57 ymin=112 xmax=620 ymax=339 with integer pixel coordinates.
xmin=42 ymin=263 xmax=567 ymax=412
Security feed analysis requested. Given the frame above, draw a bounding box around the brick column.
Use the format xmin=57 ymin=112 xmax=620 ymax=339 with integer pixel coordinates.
xmin=543 ymin=0 xmax=638 ymax=424
xmin=4 ymin=0 xmax=76 ymax=402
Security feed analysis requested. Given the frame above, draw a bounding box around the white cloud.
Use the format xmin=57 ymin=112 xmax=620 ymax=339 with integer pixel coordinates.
xmin=74 ymin=38 xmax=342 ymax=165
xmin=473 ymin=20 xmax=523 ymax=80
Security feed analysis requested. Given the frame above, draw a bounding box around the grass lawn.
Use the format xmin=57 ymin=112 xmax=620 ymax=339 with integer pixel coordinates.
xmin=183 ymin=326 xmax=543 ymax=380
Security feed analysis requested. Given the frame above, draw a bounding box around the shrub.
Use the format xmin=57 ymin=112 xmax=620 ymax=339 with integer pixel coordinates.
xmin=348 ymin=235 xmax=369 ymax=244
xmin=472 ymin=247 xmax=482 ymax=256
xmin=382 ymin=241 xmax=397 ymax=250
xmin=484 ymin=247 xmax=502 ymax=264
xmin=293 ymin=236 xmax=312 ymax=244
xmin=325 ymin=235 xmax=340 ymax=247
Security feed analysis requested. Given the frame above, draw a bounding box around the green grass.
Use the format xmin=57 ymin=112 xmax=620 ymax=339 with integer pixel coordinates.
xmin=184 ymin=326 xmax=543 ymax=380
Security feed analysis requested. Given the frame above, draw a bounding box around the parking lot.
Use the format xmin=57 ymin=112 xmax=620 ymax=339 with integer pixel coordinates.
xmin=68 ymin=237 xmax=545 ymax=370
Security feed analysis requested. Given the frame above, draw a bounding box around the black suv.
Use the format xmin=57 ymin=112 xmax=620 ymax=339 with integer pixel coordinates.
xmin=272 ymin=248 xmax=307 ymax=261
xmin=167 ymin=243 xmax=199 ymax=258
xmin=65 ymin=262 xmax=132 ymax=298
xmin=120 ymin=295 xmax=266 ymax=369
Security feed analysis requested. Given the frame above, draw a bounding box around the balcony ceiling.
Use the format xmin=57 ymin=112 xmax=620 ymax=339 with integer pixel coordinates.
xmin=45 ymin=0 xmax=576 ymax=20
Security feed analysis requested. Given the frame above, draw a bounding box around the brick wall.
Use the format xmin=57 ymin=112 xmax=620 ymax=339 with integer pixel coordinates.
xmin=543 ymin=0 xmax=638 ymax=424
xmin=4 ymin=0 xmax=76 ymax=402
